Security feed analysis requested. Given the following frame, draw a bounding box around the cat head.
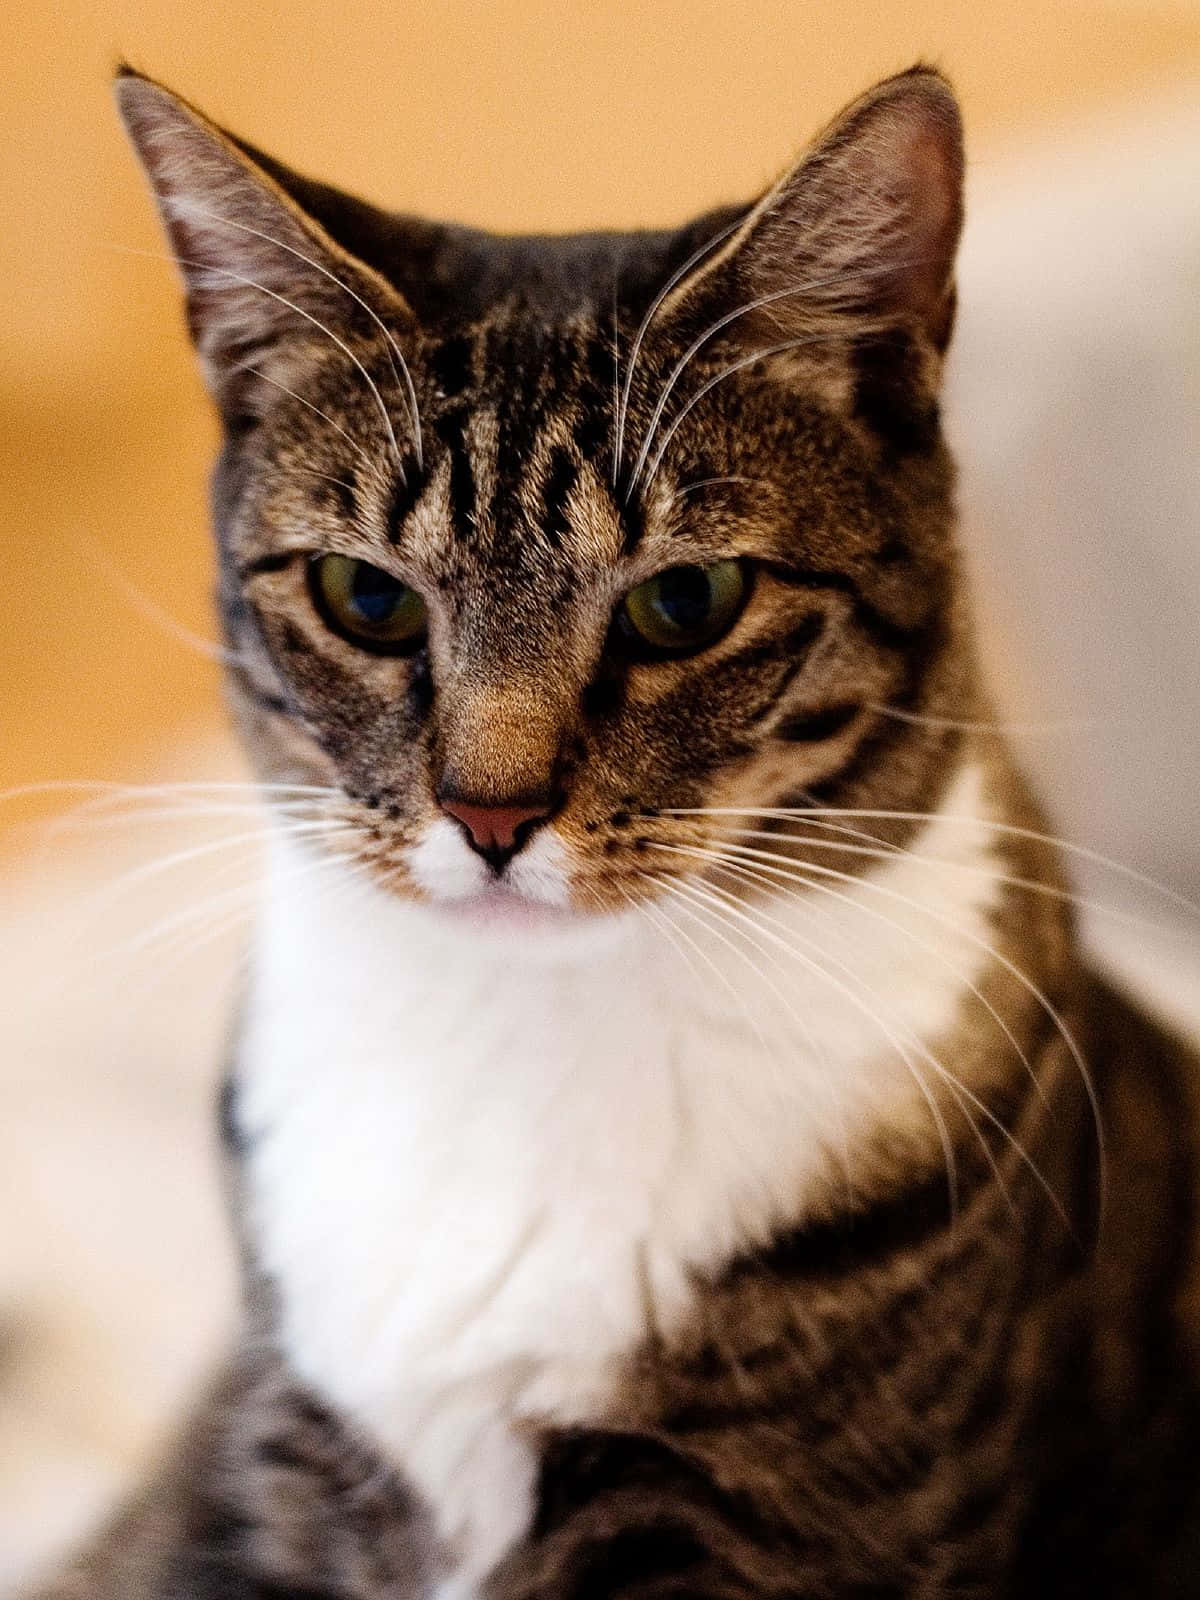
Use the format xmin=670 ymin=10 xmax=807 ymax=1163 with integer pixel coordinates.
xmin=117 ymin=65 xmax=969 ymax=923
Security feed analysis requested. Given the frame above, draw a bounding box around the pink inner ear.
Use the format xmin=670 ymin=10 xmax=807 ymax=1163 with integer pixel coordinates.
xmin=863 ymin=100 xmax=964 ymax=327
xmin=709 ymin=70 xmax=964 ymax=350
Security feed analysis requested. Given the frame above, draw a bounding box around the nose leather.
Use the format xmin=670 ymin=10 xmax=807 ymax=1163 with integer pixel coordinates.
xmin=439 ymin=797 xmax=551 ymax=859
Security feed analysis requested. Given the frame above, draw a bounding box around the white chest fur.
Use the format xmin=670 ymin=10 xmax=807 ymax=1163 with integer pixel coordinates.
xmin=239 ymin=762 xmax=998 ymax=1590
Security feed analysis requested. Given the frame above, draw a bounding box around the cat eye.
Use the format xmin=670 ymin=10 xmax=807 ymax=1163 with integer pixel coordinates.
xmin=309 ymin=554 xmax=428 ymax=652
xmin=616 ymin=560 xmax=750 ymax=659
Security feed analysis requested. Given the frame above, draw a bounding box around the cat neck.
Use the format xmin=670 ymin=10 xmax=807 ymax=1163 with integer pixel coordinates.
xmin=235 ymin=754 xmax=1008 ymax=1586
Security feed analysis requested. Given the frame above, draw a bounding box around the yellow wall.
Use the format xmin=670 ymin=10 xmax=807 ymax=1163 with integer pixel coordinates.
xmin=4 ymin=1 xmax=1200 ymax=836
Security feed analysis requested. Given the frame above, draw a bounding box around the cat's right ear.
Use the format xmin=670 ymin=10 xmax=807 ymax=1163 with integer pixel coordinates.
xmin=115 ymin=68 xmax=414 ymax=427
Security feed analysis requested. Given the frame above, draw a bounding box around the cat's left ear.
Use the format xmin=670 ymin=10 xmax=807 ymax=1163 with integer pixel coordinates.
xmin=662 ymin=67 xmax=964 ymax=433
xmin=115 ymin=68 xmax=415 ymax=427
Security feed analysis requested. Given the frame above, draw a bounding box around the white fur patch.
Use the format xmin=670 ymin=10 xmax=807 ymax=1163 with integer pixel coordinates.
xmin=240 ymin=761 xmax=999 ymax=1592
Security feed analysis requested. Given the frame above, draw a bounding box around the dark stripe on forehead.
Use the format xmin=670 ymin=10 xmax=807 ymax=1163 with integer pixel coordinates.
xmin=429 ymin=334 xmax=474 ymax=399
xmin=385 ymin=468 xmax=420 ymax=541
xmin=433 ymin=410 xmax=477 ymax=536
xmin=574 ymin=409 xmax=613 ymax=473
xmin=583 ymin=327 xmax=617 ymax=403
xmin=540 ymin=445 xmax=579 ymax=549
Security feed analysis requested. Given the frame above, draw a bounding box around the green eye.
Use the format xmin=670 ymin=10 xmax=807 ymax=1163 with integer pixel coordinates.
xmin=617 ymin=560 xmax=749 ymax=658
xmin=309 ymin=554 xmax=427 ymax=652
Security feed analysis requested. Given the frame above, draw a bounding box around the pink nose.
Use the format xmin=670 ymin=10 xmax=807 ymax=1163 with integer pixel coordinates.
xmin=439 ymin=797 xmax=552 ymax=858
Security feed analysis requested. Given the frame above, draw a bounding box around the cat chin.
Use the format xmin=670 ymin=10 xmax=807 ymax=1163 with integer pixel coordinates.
xmin=402 ymin=817 xmax=633 ymax=950
xmin=424 ymin=885 xmax=588 ymax=933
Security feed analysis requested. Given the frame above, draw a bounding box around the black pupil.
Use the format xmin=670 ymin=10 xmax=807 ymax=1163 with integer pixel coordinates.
xmin=657 ymin=566 xmax=713 ymax=631
xmin=351 ymin=563 xmax=404 ymax=624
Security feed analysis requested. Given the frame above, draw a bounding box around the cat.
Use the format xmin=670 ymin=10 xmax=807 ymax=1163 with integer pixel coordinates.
xmin=34 ymin=61 xmax=1200 ymax=1599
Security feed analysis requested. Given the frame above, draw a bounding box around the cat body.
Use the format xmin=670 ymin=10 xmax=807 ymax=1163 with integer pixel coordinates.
xmin=36 ymin=65 xmax=1200 ymax=1598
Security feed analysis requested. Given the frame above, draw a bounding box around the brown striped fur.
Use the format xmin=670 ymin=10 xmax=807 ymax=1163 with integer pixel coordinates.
xmin=33 ymin=64 xmax=1200 ymax=1599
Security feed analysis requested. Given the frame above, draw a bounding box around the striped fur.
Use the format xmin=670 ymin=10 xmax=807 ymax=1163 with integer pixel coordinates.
xmin=34 ymin=63 xmax=1200 ymax=1599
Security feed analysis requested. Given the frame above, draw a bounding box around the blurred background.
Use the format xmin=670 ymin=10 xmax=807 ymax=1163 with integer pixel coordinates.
xmin=1 ymin=1 xmax=1198 ymax=1590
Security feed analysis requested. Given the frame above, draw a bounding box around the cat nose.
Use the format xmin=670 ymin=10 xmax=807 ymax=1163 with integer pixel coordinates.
xmin=437 ymin=793 xmax=555 ymax=866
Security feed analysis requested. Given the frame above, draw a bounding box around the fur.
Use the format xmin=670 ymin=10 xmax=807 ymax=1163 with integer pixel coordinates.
xmin=29 ymin=62 xmax=1200 ymax=1600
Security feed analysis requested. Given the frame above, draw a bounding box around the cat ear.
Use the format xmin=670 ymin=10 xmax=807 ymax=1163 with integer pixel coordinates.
xmin=671 ymin=67 xmax=964 ymax=369
xmin=115 ymin=68 xmax=414 ymax=423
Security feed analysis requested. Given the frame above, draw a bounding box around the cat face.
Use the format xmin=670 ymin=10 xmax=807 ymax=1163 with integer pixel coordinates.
xmin=119 ymin=66 xmax=969 ymax=919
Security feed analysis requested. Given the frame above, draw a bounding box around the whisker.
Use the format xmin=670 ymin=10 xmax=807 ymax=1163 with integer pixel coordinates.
xmin=642 ymin=875 xmax=868 ymax=1230
xmin=635 ymin=331 xmax=839 ymax=499
xmin=61 ymin=817 xmax=355 ymax=935
xmin=72 ymin=529 xmax=241 ymax=669
xmin=90 ymin=831 xmax=367 ymax=986
xmin=692 ymin=836 xmax=1099 ymax=1225
xmin=673 ymin=840 xmax=1048 ymax=1114
xmin=610 ymin=272 xmax=622 ymax=482
xmin=112 ymin=244 xmax=405 ymax=470
xmin=293 ymin=466 xmax=365 ymax=496
xmin=661 ymin=805 xmax=1200 ymax=924
xmin=710 ymin=827 xmax=1176 ymax=938
xmin=865 ymin=703 xmax=1125 ymax=737
xmin=654 ymin=869 xmax=964 ymax=1219
xmin=28 ymin=780 xmax=339 ymax=838
xmin=231 ymin=362 xmax=385 ymax=480
xmin=667 ymin=474 xmax=764 ymax=505
xmin=649 ymin=875 xmax=856 ymax=1211
xmin=163 ymin=200 xmax=423 ymax=467
xmin=49 ymin=799 xmax=334 ymax=836
xmin=613 ymin=215 xmax=745 ymax=488
xmin=625 ymin=258 xmax=913 ymax=499
xmin=640 ymin=879 xmax=785 ymax=1077
xmin=657 ymin=874 xmax=851 ymax=1166
xmin=663 ymin=868 xmax=1072 ymax=1228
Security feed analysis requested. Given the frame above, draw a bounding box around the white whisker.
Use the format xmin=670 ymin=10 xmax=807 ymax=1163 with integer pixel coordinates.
xmin=166 ymin=200 xmax=423 ymax=466
xmin=675 ymin=841 xmax=1048 ymax=1113
xmin=661 ymin=866 xmax=1072 ymax=1227
xmin=865 ymin=702 xmax=1124 ymax=737
xmin=647 ymin=875 xmax=854 ymax=1210
xmin=230 ymin=362 xmax=385 ymax=480
xmin=711 ymin=826 xmax=1175 ymax=938
xmin=71 ymin=529 xmax=241 ymax=669
xmin=112 ymin=244 xmax=404 ymax=469
xmin=661 ymin=805 xmax=1200 ymax=924
xmin=635 ymin=332 xmax=836 ymax=498
xmin=612 ymin=215 xmax=745 ymax=487
xmin=625 ymin=258 xmax=909 ymax=499
xmin=688 ymin=836 xmax=1097 ymax=1225
xmin=654 ymin=868 xmax=965 ymax=1219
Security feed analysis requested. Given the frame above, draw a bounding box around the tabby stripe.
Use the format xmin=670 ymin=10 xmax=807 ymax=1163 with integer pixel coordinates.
xmin=535 ymin=1432 xmax=774 ymax=1546
xmin=540 ymin=444 xmax=579 ymax=548
xmin=429 ymin=334 xmax=474 ymax=399
xmin=432 ymin=411 xmax=477 ymax=534
xmin=238 ymin=680 xmax=292 ymax=717
xmin=384 ymin=466 xmax=420 ymax=541
xmin=574 ymin=408 xmax=614 ymax=473
xmin=238 ymin=551 xmax=296 ymax=579
xmin=776 ymin=702 xmax=861 ymax=743
xmin=801 ymin=612 xmax=951 ymax=806
xmin=764 ymin=562 xmax=930 ymax=651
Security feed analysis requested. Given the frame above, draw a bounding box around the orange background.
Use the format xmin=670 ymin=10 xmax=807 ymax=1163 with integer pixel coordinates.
xmin=4 ymin=1 xmax=1200 ymax=840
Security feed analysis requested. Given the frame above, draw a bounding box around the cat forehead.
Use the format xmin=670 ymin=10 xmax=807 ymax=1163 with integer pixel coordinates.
xmin=260 ymin=301 xmax=869 ymax=590
xmin=421 ymin=311 xmax=618 ymax=473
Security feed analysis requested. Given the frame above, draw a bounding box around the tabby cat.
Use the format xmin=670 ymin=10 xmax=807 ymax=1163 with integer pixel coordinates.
xmin=37 ymin=63 xmax=1200 ymax=1599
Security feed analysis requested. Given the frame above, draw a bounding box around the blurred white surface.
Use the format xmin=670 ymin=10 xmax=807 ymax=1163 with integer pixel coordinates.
xmin=0 ymin=769 xmax=242 ymax=1592
xmin=951 ymin=90 xmax=1200 ymax=897
xmin=1 ymin=95 xmax=1198 ymax=1593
